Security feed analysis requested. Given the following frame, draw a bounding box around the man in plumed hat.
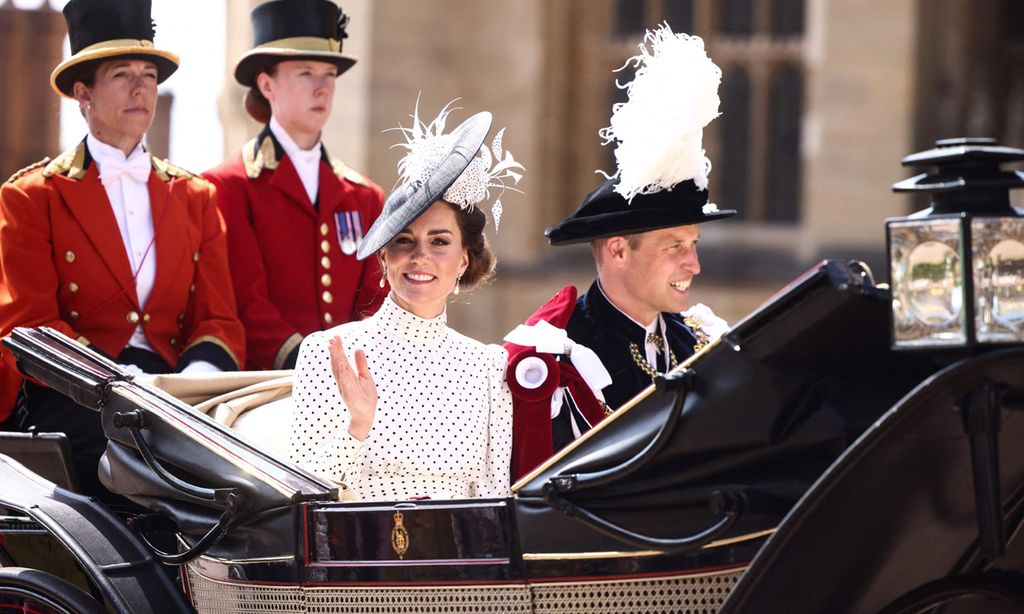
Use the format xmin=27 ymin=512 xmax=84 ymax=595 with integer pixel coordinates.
xmin=505 ymin=25 xmax=733 ymax=480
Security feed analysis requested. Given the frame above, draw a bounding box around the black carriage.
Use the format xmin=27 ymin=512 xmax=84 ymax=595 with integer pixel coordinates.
xmin=1 ymin=140 xmax=1024 ymax=613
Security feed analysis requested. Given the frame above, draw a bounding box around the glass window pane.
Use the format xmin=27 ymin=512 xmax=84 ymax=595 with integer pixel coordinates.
xmin=718 ymin=67 xmax=751 ymax=215
xmin=771 ymin=0 xmax=805 ymax=36
xmin=766 ymin=63 xmax=803 ymax=223
xmin=720 ymin=0 xmax=755 ymax=36
xmin=664 ymin=0 xmax=695 ymax=34
xmin=614 ymin=0 xmax=646 ymax=39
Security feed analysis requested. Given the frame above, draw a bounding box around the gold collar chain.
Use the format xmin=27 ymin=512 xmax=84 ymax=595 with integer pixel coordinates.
xmin=627 ymin=317 xmax=710 ymax=381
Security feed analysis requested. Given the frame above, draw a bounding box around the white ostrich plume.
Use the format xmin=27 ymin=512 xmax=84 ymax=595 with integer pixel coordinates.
xmin=391 ymin=98 xmax=525 ymax=231
xmin=599 ymin=24 xmax=722 ymax=202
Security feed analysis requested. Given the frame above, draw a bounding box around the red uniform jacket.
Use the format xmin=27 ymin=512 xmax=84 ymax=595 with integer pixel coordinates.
xmin=0 ymin=142 xmax=246 ymax=421
xmin=203 ymin=128 xmax=386 ymax=370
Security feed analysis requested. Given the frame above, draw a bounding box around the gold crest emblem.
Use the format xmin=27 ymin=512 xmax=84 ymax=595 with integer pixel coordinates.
xmin=391 ymin=511 xmax=410 ymax=559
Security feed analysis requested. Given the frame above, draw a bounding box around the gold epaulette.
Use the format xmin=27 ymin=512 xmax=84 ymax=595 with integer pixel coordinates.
xmin=329 ymin=156 xmax=370 ymax=188
xmin=242 ymin=135 xmax=279 ymax=179
xmin=42 ymin=143 xmax=88 ymax=180
xmin=151 ymin=156 xmax=206 ymax=183
xmin=6 ymin=157 xmax=50 ymax=184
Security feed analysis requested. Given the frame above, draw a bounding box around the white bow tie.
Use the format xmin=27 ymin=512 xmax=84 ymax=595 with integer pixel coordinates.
xmin=99 ymin=154 xmax=151 ymax=188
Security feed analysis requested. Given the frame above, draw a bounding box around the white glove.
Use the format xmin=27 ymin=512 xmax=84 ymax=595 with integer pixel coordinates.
xmin=180 ymin=360 xmax=221 ymax=375
xmin=118 ymin=363 xmax=148 ymax=376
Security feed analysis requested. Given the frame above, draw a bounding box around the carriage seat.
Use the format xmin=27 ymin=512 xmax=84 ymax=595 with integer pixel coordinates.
xmin=142 ymin=370 xmax=294 ymax=459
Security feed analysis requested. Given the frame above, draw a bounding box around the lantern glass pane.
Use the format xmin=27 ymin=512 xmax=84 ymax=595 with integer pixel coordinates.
xmin=972 ymin=217 xmax=1024 ymax=343
xmin=889 ymin=218 xmax=966 ymax=347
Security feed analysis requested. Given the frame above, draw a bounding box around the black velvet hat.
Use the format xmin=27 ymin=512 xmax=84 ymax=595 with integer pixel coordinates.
xmin=235 ymin=0 xmax=357 ymax=87
xmin=545 ymin=178 xmax=736 ymax=246
xmin=50 ymin=0 xmax=179 ymax=98
xmin=356 ymin=112 xmax=493 ymax=260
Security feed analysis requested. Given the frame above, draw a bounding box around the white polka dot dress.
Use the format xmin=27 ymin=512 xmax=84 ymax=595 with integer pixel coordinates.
xmin=289 ymin=295 xmax=513 ymax=501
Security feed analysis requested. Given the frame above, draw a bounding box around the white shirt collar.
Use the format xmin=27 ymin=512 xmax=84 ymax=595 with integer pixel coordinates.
xmin=87 ymin=133 xmax=147 ymax=168
xmin=269 ymin=116 xmax=322 ymax=164
xmin=596 ymin=278 xmax=659 ymax=331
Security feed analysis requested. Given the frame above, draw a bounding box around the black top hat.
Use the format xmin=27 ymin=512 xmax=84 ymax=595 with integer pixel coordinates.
xmin=50 ymin=0 xmax=179 ymax=98
xmin=356 ymin=112 xmax=493 ymax=260
xmin=234 ymin=0 xmax=357 ymax=87
xmin=545 ymin=178 xmax=737 ymax=246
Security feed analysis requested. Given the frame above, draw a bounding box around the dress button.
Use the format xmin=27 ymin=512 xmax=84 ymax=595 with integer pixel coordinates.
xmin=65 ymin=251 xmax=76 ymax=263
xmin=189 ymin=283 xmax=196 ymax=293
xmin=127 ymin=311 xmax=140 ymax=324
xmin=68 ymin=282 xmax=79 ymax=293
xmin=321 ymin=256 xmax=331 ymax=269
xmin=192 ymin=251 xmax=200 ymax=262
xmin=177 ymin=312 xmax=185 ymax=322
xmin=324 ymin=312 xmax=334 ymax=325
xmin=69 ymin=310 xmax=79 ymax=321
xmin=320 ymin=240 xmax=330 ymax=253
xmin=322 ymin=291 xmax=333 ymax=304
xmin=142 ymin=313 xmax=151 ymax=323
xmin=320 ymin=223 xmax=330 ymax=236
xmin=321 ymin=273 xmax=332 ymax=287
xmin=170 ymin=337 xmax=177 ymax=346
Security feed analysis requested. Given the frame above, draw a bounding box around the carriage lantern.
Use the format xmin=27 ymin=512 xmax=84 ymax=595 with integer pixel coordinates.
xmin=888 ymin=138 xmax=1024 ymax=350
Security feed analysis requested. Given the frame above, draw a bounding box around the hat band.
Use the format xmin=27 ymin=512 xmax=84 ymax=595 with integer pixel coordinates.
xmin=77 ymin=38 xmax=156 ymax=55
xmin=256 ymin=36 xmax=340 ymax=53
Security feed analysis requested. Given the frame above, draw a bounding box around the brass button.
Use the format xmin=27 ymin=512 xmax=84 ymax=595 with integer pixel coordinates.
xmin=321 ymin=273 xmax=332 ymax=287
xmin=68 ymin=282 xmax=79 ymax=293
xmin=69 ymin=310 xmax=79 ymax=321
xmin=142 ymin=313 xmax=151 ymax=323
xmin=324 ymin=312 xmax=334 ymax=325
xmin=321 ymin=256 xmax=331 ymax=269
xmin=322 ymin=291 xmax=333 ymax=304
xmin=192 ymin=251 xmax=200 ymax=262
xmin=320 ymin=223 xmax=330 ymax=236
xmin=127 ymin=311 xmax=140 ymax=324
xmin=65 ymin=251 xmax=76 ymax=263
xmin=320 ymin=240 xmax=330 ymax=253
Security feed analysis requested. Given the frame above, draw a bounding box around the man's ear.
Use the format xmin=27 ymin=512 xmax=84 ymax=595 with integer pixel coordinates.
xmin=605 ymin=236 xmax=630 ymax=263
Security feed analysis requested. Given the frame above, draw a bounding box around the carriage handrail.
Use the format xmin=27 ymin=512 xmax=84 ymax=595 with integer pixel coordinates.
xmin=538 ymin=368 xmax=745 ymax=553
xmin=544 ymin=369 xmax=693 ymax=494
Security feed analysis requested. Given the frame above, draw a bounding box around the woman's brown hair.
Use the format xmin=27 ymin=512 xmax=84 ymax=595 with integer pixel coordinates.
xmin=449 ymin=202 xmax=495 ymax=291
xmin=244 ymin=63 xmax=278 ymax=124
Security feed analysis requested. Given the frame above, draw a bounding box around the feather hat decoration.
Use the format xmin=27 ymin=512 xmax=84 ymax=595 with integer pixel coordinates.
xmin=544 ymin=24 xmax=735 ymax=246
xmin=393 ymin=99 xmax=525 ymax=230
xmin=356 ymin=99 xmax=525 ymax=259
xmin=601 ymin=23 xmax=722 ymax=201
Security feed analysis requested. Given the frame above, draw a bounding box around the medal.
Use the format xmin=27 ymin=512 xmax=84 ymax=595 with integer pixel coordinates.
xmin=335 ymin=211 xmax=363 ymax=255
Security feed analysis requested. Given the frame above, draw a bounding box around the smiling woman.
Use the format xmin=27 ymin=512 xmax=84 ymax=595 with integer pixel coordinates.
xmin=287 ymin=101 xmax=525 ymax=501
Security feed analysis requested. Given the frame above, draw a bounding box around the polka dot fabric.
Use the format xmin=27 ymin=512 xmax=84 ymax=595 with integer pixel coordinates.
xmin=289 ymin=295 xmax=513 ymax=501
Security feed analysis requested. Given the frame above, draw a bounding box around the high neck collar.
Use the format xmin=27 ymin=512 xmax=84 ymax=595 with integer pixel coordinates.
xmin=376 ymin=294 xmax=447 ymax=344
xmin=269 ymin=116 xmax=323 ymax=164
xmin=595 ymin=279 xmax=658 ymax=330
xmin=87 ymin=132 xmax=146 ymax=164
